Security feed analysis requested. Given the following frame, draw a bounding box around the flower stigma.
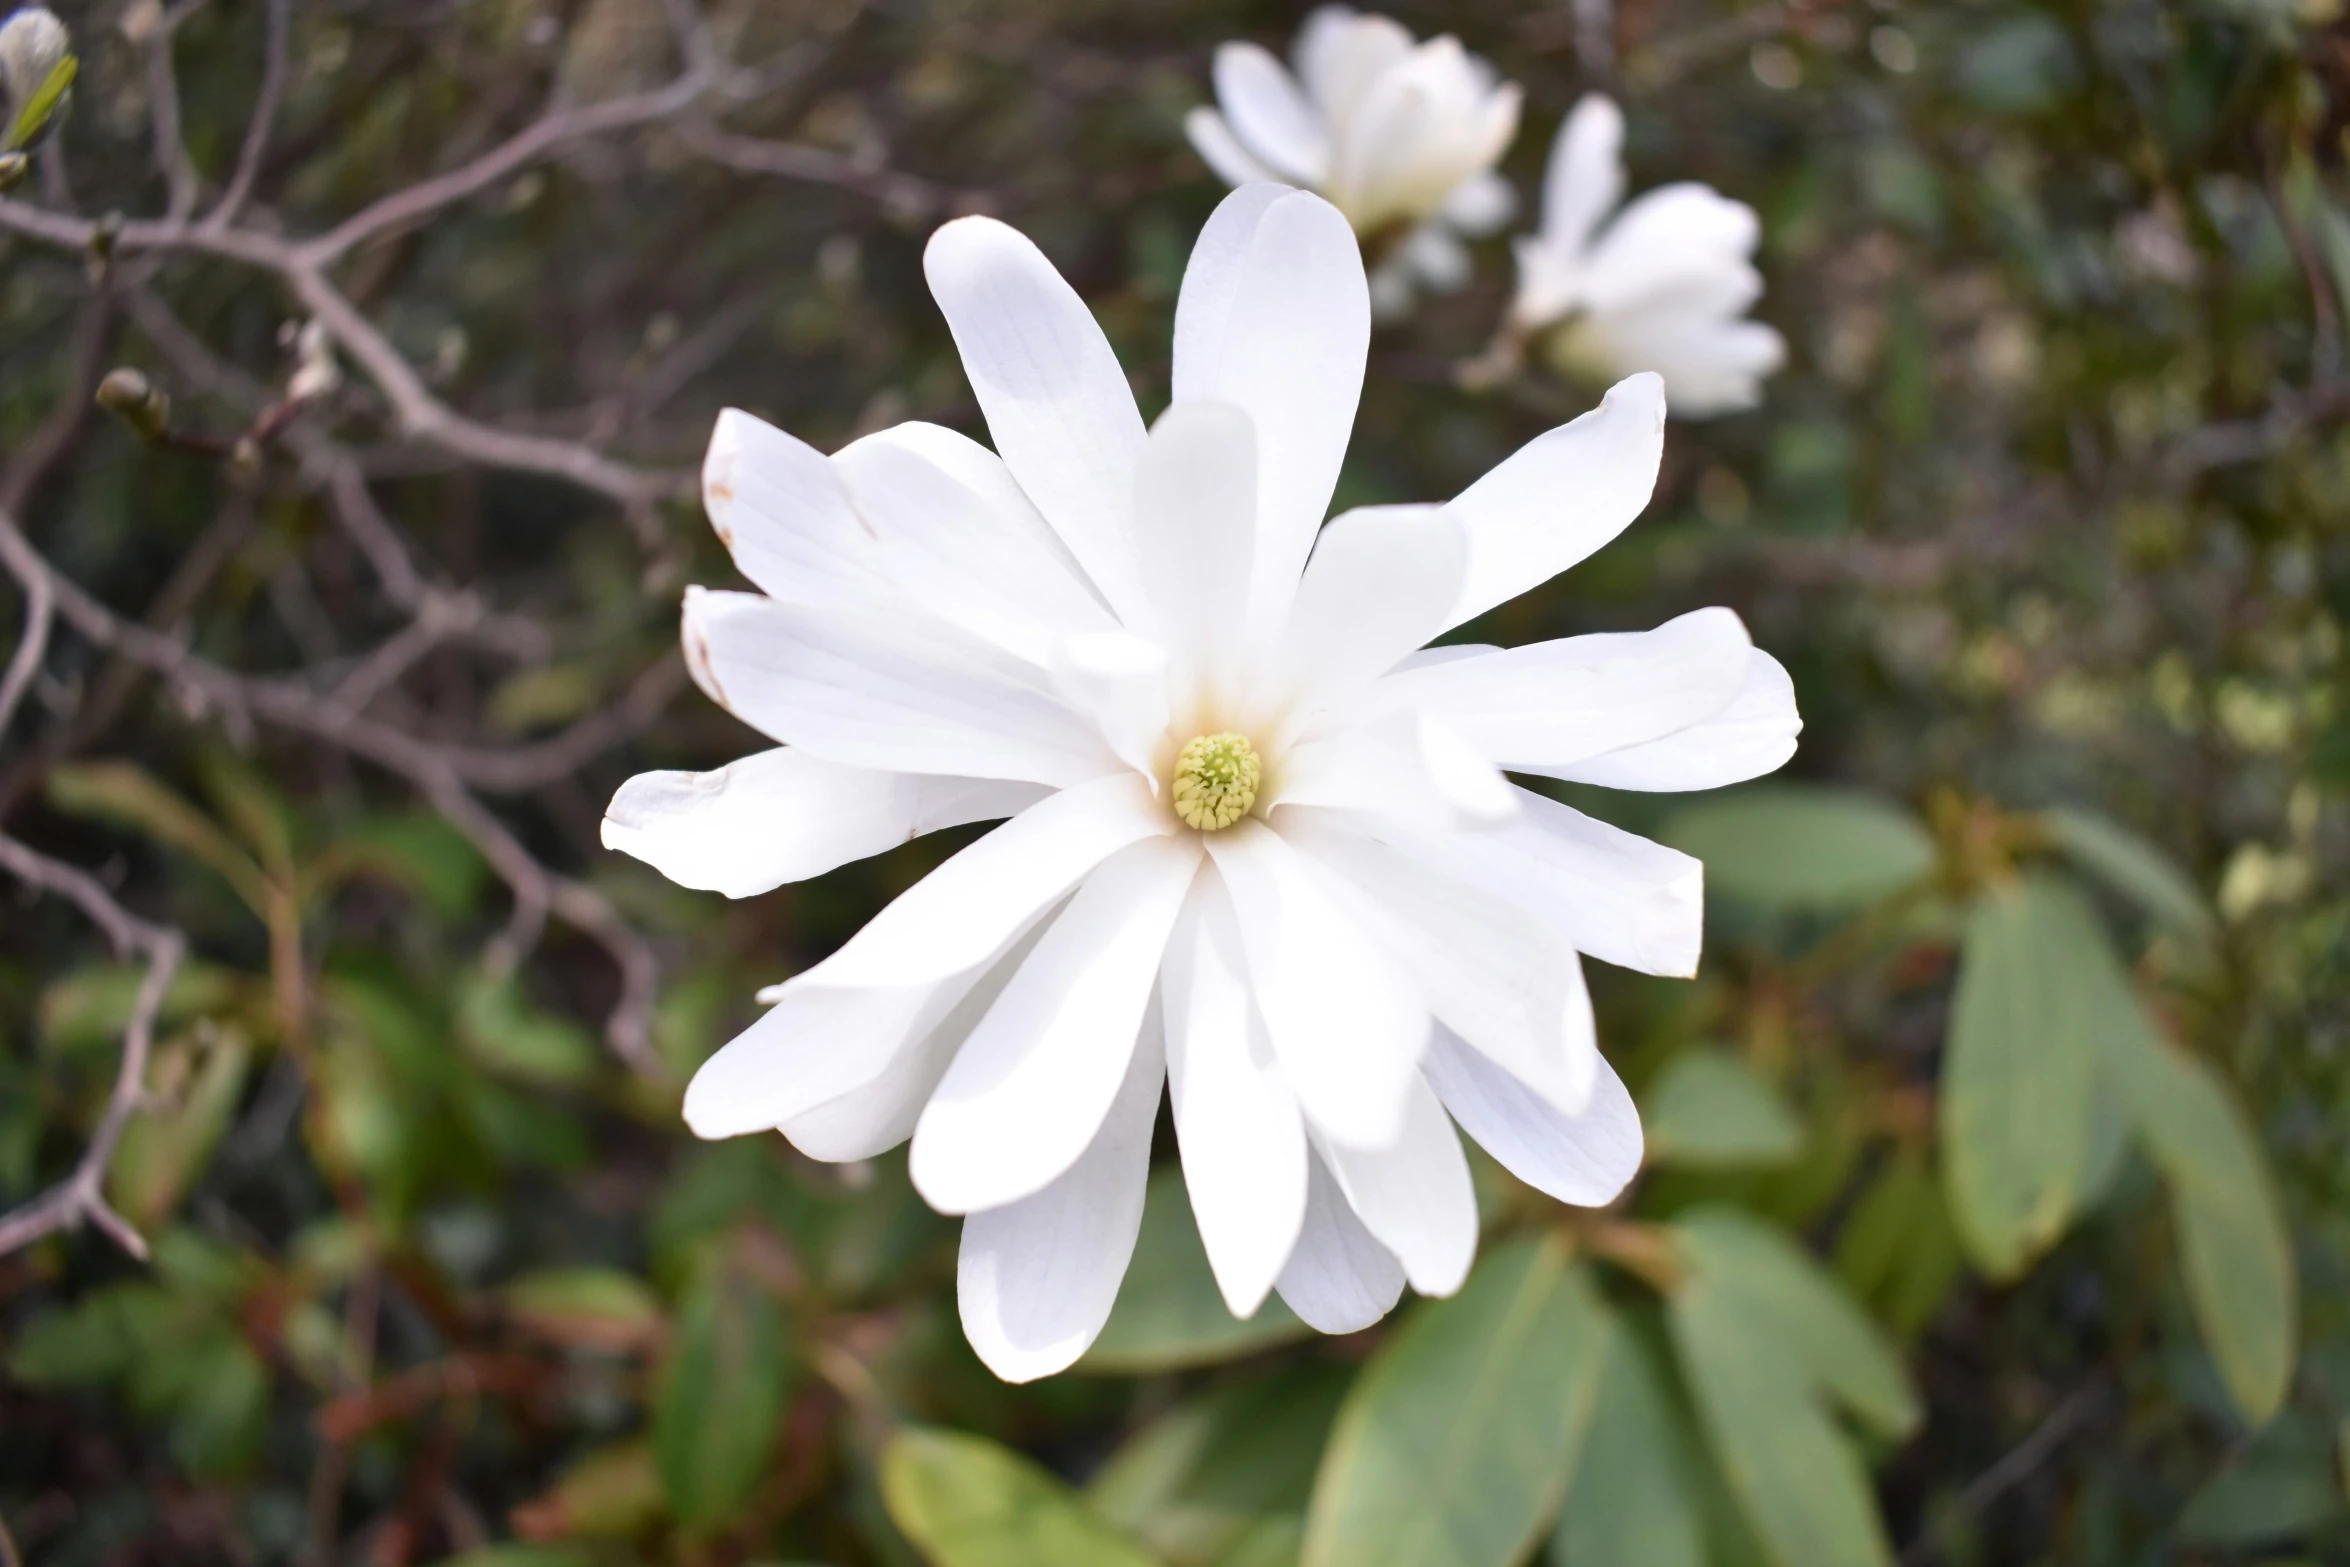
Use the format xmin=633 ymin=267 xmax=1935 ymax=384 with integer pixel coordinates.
xmin=1171 ymin=732 xmax=1261 ymax=831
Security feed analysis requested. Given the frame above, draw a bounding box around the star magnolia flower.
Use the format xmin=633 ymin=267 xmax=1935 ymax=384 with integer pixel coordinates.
xmin=603 ymin=184 xmax=1801 ymax=1383
xmin=1184 ymin=6 xmax=1520 ymax=319
xmin=1509 ymin=95 xmax=1786 ymax=417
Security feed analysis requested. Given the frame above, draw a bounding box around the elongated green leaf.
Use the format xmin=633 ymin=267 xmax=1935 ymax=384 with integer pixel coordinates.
xmin=2040 ymin=804 xmax=2214 ymax=945
xmin=1303 ymin=1235 xmax=1609 ymax=1567
xmin=2105 ymin=1022 xmax=2296 ymax=1424
xmin=652 ymin=1264 xmax=791 ymax=1531
xmin=1080 ymin=1166 xmax=1308 ymax=1373
xmin=881 ymin=1427 xmax=1158 ymax=1567
xmin=1090 ymin=1366 xmax=1348 ymax=1566
xmin=1665 ymin=787 xmax=1936 ymax=911
xmin=3 ymin=54 xmax=75 ymax=152
xmin=1552 ymin=1315 xmax=1709 ymax=1567
xmin=1833 ymin=1151 xmax=1966 ymax=1340
xmin=106 ymin=1030 xmax=252 ymax=1232
xmin=1668 ymin=1213 xmax=1900 ymax=1567
xmin=1939 ymin=875 xmax=2101 ymax=1277
xmin=47 ymin=761 xmax=272 ymax=913
xmin=1644 ymin=1050 xmax=1804 ymax=1167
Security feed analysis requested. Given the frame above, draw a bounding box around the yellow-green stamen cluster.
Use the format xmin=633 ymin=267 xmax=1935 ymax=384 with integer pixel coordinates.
xmin=1172 ymin=732 xmax=1260 ymax=832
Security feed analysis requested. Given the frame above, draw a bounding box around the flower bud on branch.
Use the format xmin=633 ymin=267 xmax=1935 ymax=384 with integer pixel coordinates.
xmin=95 ymin=367 xmax=171 ymax=444
xmin=0 ymin=6 xmax=74 ymax=153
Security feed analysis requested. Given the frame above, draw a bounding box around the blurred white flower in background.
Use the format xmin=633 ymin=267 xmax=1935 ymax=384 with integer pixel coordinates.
xmin=1185 ymin=7 xmax=1521 ymax=319
xmin=604 ymin=184 xmax=1800 ymax=1383
xmin=1510 ymin=95 xmax=1785 ymax=417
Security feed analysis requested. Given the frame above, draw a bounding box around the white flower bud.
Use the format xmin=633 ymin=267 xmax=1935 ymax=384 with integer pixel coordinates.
xmin=286 ymin=319 xmax=342 ymax=402
xmin=0 ymin=6 xmax=72 ymax=150
xmin=0 ymin=7 xmax=67 ymax=106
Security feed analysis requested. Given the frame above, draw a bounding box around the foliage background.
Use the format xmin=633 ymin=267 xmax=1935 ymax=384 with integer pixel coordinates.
xmin=0 ymin=0 xmax=2345 ymax=1563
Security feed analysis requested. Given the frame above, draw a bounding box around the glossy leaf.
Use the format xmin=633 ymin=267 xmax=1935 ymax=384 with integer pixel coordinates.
xmin=1080 ymin=1165 xmax=1309 ymax=1373
xmin=1551 ymin=1314 xmax=1709 ymax=1567
xmin=2104 ymin=1016 xmax=2296 ymax=1424
xmin=1669 ymin=1208 xmax=1912 ymax=1567
xmin=1665 ymin=786 xmax=1935 ymax=911
xmin=106 ymin=1029 xmax=252 ymax=1232
xmin=2040 ymin=804 xmax=2214 ymax=945
xmin=651 ymin=1263 xmax=791 ymax=1531
xmin=1643 ymin=1050 xmax=1804 ymax=1167
xmin=881 ymin=1426 xmax=1159 ymax=1567
xmin=1303 ymin=1235 xmax=1609 ymax=1567
xmin=1940 ymin=875 xmax=2101 ymax=1277
xmin=1090 ymin=1366 xmax=1349 ymax=1566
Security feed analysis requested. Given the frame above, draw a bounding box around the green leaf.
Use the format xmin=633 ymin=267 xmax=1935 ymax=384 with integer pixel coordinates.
xmin=500 ymin=1267 xmax=664 ymax=1352
xmin=1643 ymin=1051 xmax=1804 ymax=1167
xmin=1673 ymin=1210 xmax=1920 ymax=1440
xmin=2105 ymin=1023 xmax=2297 ymax=1425
xmin=1668 ymin=1212 xmax=1902 ymax=1567
xmin=1079 ymin=1166 xmax=1308 ymax=1374
xmin=1833 ymin=1151 xmax=1966 ymax=1340
xmin=880 ymin=1426 xmax=1158 ymax=1567
xmin=1090 ymin=1366 xmax=1348 ymax=1566
xmin=1303 ymin=1235 xmax=1609 ymax=1567
xmin=1665 ymin=786 xmax=1936 ymax=912
xmin=166 ymin=1335 xmax=271 ymax=1478
xmin=3 ymin=53 xmax=75 ymax=152
xmin=458 ymin=972 xmax=601 ymax=1089
xmin=39 ymin=961 xmax=245 ymax=1060
xmin=46 ymin=761 xmax=273 ymax=914
xmin=651 ymin=1263 xmax=791 ymax=1531
xmin=106 ymin=1029 xmax=253 ymax=1232
xmin=509 ymin=1439 xmax=669 ymax=1541
xmin=1552 ymin=1315 xmax=1709 ymax=1567
xmin=314 ymin=812 xmax=489 ymax=919
xmin=433 ymin=1550 xmax=596 ymax=1567
xmin=2176 ymin=1419 xmax=2344 ymax=1544
xmin=2039 ymin=804 xmax=2214 ymax=945
xmin=1939 ymin=875 xmax=2102 ymax=1277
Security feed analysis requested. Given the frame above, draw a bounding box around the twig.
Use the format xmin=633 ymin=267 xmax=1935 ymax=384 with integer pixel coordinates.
xmin=204 ymin=0 xmax=291 ymax=231
xmin=1897 ymin=1385 xmax=2103 ymax=1564
xmin=0 ymin=834 xmax=186 ymax=1260
xmin=140 ymin=8 xmax=205 ymax=223
xmin=674 ymin=115 xmax=954 ymax=219
xmin=0 ymin=505 xmax=665 ymax=1074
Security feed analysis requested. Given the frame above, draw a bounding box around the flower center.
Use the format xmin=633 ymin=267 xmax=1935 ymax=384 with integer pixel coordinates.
xmin=1171 ymin=732 xmax=1261 ymax=832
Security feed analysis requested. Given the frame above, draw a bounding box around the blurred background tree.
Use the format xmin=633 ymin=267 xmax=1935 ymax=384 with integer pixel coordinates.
xmin=0 ymin=0 xmax=2343 ymax=1563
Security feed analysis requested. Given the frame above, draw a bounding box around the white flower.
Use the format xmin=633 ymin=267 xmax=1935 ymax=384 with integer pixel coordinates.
xmin=604 ymin=184 xmax=1801 ymax=1383
xmin=1184 ymin=6 xmax=1520 ymax=319
xmin=1510 ymin=96 xmax=1786 ymax=417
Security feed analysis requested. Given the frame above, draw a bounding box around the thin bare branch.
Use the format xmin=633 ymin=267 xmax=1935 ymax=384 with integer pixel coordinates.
xmin=674 ymin=115 xmax=954 ymax=218
xmin=0 ymin=832 xmax=185 ymax=1260
xmin=205 ymin=0 xmax=291 ymax=231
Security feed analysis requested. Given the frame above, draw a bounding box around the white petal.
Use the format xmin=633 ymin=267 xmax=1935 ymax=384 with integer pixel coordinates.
xmin=681 ymin=587 xmax=1117 ymax=786
xmin=1133 ymin=399 xmax=1258 ymax=698
xmin=1275 ymin=1146 xmax=1406 ymax=1333
xmin=911 ymin=835 xmax=1200 ymax=1214
xmin=1185 ymin=106 xmax=1282 ymax=187
xmin=1203 ymin=821 xmax=1428 ymax=1148
xmin=1273 ymin=707 xmax=1514 ymax=832
xmin=1212 ymin=42 xmax=1331 ymax=184
xmin=602 ymin=748 xmax=1045 ymax=899
xmin=957 ymin=1014 xmax=1163 ymax=1383
xmin=1396 ymin=224 xmax=1472 ymax=292
xmin=1402 ymin=786 xmax=1704 ymax=977
xmin=1284 ymin=819 xmax=1597 ymax=1117
xmin=1163 ymin=882 xmax=1308 ymax=1316
xmin=1588 ymin=308 xmax=1786 ymax=419
xmin=1171 ymin=186 xmax=1369 ymax=640
xmin=1316 ymin=1073 xmax=1477 ymax=1295
xmin=1423 ymin=1025 xmax=1641 ymax=1206
xmin=1370 ymin=606 xmax=1754 ymax=772
xmin=702 ymin=409 xmax=892 ymax=610
xmin=834 ymin=421 xmax=1117 ymax=665
xmin=1537 ymin=648 xmax=1801 ymax=791
xmin=810 ymin=772 xmax=1173 ymax=992
xmin=681 ymin=776 xmax=1172 ymax=1138
xmin=923 ymin=217 xmax=1150 ymax=624
xmin=779 ymin=920 xmax=1053 ymax=1162
xmin=1540 ymin=95 xmax=1626 ymax=261
xmin=1441 ymin=372 xmax=1665 ymax=632
xmin=1441 ymin=168 xmax=1517 ymax=234
xmin=1584 ymin=184 xmax=1762 ymax=313
xmin=1050 ymin=631 xmax=1171 ymax=780
xmin=1295 ymin=6 xmax=1416 ymax=129
xmin=1270 ymin=504 xmax=1466 ymax=728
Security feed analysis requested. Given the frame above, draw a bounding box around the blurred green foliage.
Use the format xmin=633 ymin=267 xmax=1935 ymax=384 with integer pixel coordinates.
xmin=1 ymin=0 xmax=2347 ymax=1563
